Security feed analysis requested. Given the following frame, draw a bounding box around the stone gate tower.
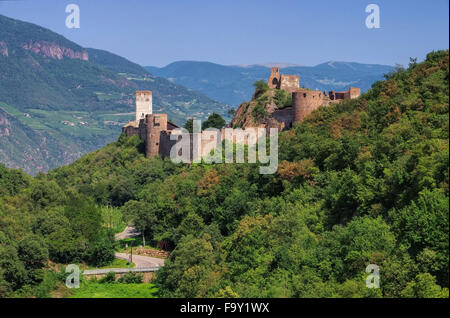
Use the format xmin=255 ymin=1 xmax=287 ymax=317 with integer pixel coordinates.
xmin=136 ymin=90 xmax=152 ymax=122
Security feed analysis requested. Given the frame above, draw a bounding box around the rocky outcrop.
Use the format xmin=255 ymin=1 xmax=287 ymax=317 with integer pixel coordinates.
xmin=231 ymin=86 xmax=334 ymax=132
xmin=0 ymin=114 xmax=10 ymax=136
xmin=0 ymin=41 xmax=8 ymax=57
xmin=22 ymin=41 xmax=88 ymax=61
xmin=230 ymin=89 xmax=292 ymax=131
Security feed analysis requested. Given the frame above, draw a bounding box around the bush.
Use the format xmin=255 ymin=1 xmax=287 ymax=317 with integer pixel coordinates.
xmin=274 ymin=89 xmax=292 ymax=109
xmin=99 ymin=272 xmax=116 ymax=284
xmin=202 ymin=113 xmax=226 ymax=130
xmin=252 ymin=104 xmax=267 ymax=120
xmin=117 ymin=272 xmax=143 ymax=284
xmin=85 ymin=238 xmax=115 ymax=267
xmin=253 ymin=80 xmax=269 ymax=98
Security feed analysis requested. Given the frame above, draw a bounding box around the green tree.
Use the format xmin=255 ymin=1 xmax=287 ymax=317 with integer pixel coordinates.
xmin=202 ymin=113 xmax=226 ymax=130
xmin=18 ymin=235 xmax=49 ymax=284
xmin=184 ymin=118 xmax=194 ymax=133
xmin=253 ymin=80 xmax=269 ymax=98
xmin=401 ymin=273 xmax=449 ymax=298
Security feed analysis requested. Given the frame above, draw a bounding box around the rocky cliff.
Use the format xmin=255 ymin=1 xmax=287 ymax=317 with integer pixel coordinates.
xmin=230 ymin=84 xmax=296 ymax=131
xmin=22 ymin=40 xmax=88 ymax=61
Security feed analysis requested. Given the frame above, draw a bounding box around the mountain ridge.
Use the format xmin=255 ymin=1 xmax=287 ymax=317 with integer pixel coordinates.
xmin=146 ymin=60 xmax=394 ymax=107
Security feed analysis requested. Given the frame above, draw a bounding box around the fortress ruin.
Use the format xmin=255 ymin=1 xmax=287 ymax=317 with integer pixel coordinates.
xmin=122 ymin=69 xmax=361 ymax=160
xmin=266 ymin=67 xmax=361 ymax=130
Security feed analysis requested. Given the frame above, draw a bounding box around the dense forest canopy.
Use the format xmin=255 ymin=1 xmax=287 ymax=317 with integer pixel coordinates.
xmin=0 ymin=50 xmax=448 ymax=298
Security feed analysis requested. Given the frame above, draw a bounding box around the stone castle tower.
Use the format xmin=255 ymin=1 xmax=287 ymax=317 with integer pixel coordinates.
xmin=267 ymin=67 xmax=300 ymax=93
xmin=268 ymin=67 xmax=281 ymax=88
xmin=136 ymin=90 xmax=152 ymax=122
xmin=292 ymin=89 xmax=325 ymax=123
xmin=145 ymin=113 xmax=168 ymax=158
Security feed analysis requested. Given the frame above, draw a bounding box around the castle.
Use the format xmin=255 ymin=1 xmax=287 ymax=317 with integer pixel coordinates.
xmin=267 ymin=67 xmax=300 ymax=92
xmin=255 ymin=67 xmax=360 ymax=130
xmin=122 ymin=91 xmax=180 ymax=158
xmin=122 ymin=68 xmax=361 ymax=159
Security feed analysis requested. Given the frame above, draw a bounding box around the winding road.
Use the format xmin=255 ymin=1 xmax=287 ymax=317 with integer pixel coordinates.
xmin=114 ymin=226 xmax=166 ymax=268
xmin=115 ymin=252 xmax=165 ymax=267
xmin=115 ymin=226 xmax=141 ymax=240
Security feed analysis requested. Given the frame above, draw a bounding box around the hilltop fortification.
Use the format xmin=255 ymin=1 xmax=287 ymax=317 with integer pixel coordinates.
xmin=123 ymin=68 xmax=361 ymax=160
xmin=231 ymin=67 xmax=361 ymax=130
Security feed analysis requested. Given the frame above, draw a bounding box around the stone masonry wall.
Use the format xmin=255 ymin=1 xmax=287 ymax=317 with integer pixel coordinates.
xmin=293 ymin=89 xmax=325 ymax=123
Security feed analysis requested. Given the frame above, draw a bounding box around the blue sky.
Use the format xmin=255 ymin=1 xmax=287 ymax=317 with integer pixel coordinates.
xmin=0 ymin=0 xmax=448 ymax=67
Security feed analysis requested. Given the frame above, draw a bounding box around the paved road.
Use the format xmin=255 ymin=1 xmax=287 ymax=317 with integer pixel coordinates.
xmin=113 ymin=226 xmax=166 ymax=268
xmin=115 ymin=252 xmax=165 ymax=268
xmin=83 ymin=267 xmax=160 ymax=276
xmin=115 ymin=226 xmax=141 ymax=240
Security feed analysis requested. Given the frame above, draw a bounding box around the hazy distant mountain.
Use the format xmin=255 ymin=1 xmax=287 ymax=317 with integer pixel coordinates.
xmin=146 ymin=61 xmax=394 ymax=107
xmin=0 ymin=14 xmax=226 ymax=174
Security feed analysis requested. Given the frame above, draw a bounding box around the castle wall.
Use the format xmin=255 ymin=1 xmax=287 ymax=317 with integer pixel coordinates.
xmin=136 ymin=91 xmax=152 ymax=122
xmin=146 ymin=114 xmax=167 ymax=158
xmin=122 ymin=125 xmax=139 ymax=137
xmin=138 ymin=118 xmax=147 ymax=142
xmin=272 ymin=107 xmax=294 ymax=130
xmin=267 ymin=68 xmax=300 ymax=92
xmin=349 ymin=87 xmax=361 ymax=99
xmin=159 ymin=131 xmax=178 ymax=158
xmin=329 ymin=87 xmax=360 ymax=102
xmin=123 ymin=77 xmax=360 ymax=161
xmin=293 ymin=89 xmax=325 ymax=123
xmin=279 ymin=75 xmax=300 ymax=92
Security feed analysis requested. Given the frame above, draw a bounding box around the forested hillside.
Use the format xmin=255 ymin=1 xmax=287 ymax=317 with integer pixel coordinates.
xmin=0 ymin=51 xmax=448 ymax=298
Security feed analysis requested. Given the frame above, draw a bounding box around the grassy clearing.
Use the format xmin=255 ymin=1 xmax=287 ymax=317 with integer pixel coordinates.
xmin=70 ymin=282 xmax=158 ymax=298
xmin=84 ymin=258 xmax=135 ymax=270
xmin=101 ymin=206 xmax=127 ymax=234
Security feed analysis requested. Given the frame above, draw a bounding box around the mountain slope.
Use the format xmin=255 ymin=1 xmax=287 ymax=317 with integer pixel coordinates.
xmin=86 ymin=47 xmax=149 ymax=76
xmin=85 ymin=48 xmax=230 ymax=123
xmin=0 ymin=14 xmax=227 ymax=174
xmin=146 ymin=61 xmax=394 ymax=107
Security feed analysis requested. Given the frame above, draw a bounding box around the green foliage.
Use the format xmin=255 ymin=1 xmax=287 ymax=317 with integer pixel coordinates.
xmin=400 ymin=273 xmax=449 ymax=298
xmin=101 ymin=206 xmax=126 ymax=234
xmin=253 ymin=80 xmax=269 ymax=98
xmin=184 ymin=118 xmax=194 ymax=133
xmin=389 ymin=188 xmax=449 ymax=285
xmin=117 ymin=272 xmax=143 ymax=284
xmin=202 ymin=113 xmax=226 ymax=130
xmin=70 ymin=281 xmax=158 ymax=298
xmin=0 ymin=164 xmax=30 ymax=196
xmin=274 ymin=89 xmax=292 ymax=109
xmin=252 ymin=103 xmax=267 ymax=121
xmin=99 ymin=272 xmax=116 ymax=284
xmin=156 ymin=234 xmax=219 ymax=297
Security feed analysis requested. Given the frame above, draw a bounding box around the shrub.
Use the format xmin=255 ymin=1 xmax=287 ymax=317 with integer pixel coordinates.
xmin=99 ymin=272 xmax=116 ymax=284
xmin=253 ymin=80 xmax=269 ymax=98
xmin=117 ymin=272 xmax=143 ymax=284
